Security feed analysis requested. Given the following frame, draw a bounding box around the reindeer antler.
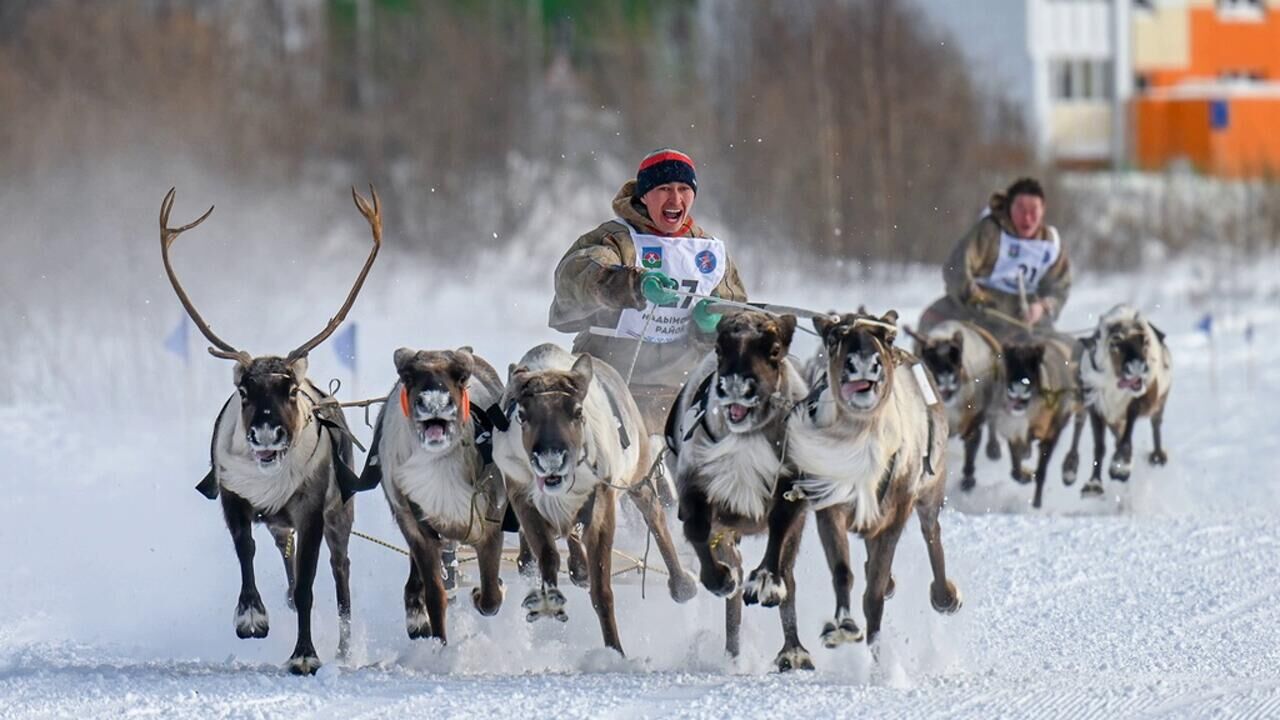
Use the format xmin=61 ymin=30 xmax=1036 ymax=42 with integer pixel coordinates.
xmin=160 ymin=188 xmax=252 ymax=365
xmin=286 ymin=185 xmax=383 ymax=362
xmin=904 ymin=325 xmax=929 ymax=345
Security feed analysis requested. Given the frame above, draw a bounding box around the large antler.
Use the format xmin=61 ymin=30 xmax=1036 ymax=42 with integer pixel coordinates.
xmin=286 ymin=185 xmax=383 ymax=362
xmin=160 ymin=188 xmax=252 ymax=365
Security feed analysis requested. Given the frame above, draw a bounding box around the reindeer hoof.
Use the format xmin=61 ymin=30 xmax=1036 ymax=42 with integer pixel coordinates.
xmin=700 ymin=562 xmax=740 ymax=598
xmin=406 ymin=607 xmax=431 ymax=639
xmin=1081 ymin=479 xmax=1105 ymax=498
xmin=931 ymin=580 xmax=962 ymax=614
xmin=1011 ymin=468 xmax=1033 ymax=485
xmin=775 ymin=647 xmax=815 ymax=672
xmin=1062 ymin=455 xmax=1079 ymax=486
xmin=820 ymin=614 xmax=864 ymax=648
xmin=960 ymin=475 xmax=976 ymax=492
xmin=1148 ymin=449 xmax=1168 ymax=466
xmin=1109 ymin=460 xmax=1131 ymax=481
xmin=521 ymin=586 xmax=567 ymax=621
xmin=286 ymin=653 xmax=322 ymax=676
xmin=742 ymin=568 xmax=787 ymax=607
xmin=668 ymin=571 xmax=698 ymax=604
xmin=234 ymin=597 xmax=269 ymax=639
xmin=472 ymin=581 xmax=504 ymax=617
xmin=986 ymin=439 xmax=1002 ymax=461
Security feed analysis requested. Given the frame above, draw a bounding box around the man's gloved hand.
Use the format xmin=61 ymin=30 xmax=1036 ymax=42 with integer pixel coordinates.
xmin=640 ymin=270 xmax=681 ymax=306
xmin=967 ymin=284 xmax=992 ymax=308
xmin=692 ymin=299 xmax=723 ymax=334
xmin=598 ymin=266 xmax=648 ymax=310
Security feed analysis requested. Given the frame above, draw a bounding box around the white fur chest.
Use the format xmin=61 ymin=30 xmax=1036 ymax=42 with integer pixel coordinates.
xmin=215 ymin=407 xmax=324 ymax=515
xmin=787 ymin=397 xmax=897 ymax=530
xmin=389 ymin=447 xmax=478 ymax=529
xmin=691 ymin=431 xmax=782 ymax=521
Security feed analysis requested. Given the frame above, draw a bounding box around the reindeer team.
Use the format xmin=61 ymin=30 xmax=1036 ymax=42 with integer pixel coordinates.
xmin=161 ymin=185 xmax=1173 ymax=675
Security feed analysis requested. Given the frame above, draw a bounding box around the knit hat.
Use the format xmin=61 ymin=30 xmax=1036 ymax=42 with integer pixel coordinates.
xmin=634 ymin=148 xmax=697 ymax=198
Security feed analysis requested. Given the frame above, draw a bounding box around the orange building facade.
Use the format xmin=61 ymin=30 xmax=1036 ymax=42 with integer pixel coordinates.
xmin=1132 ymin=0 xmax=1280 ymax=176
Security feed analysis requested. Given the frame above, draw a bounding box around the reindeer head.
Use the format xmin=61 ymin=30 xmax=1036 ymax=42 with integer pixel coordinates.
xmin=909 ymin=328 xmax=965 ymax=404
xmin=814 ymin=309 xmax=899 ymax=414
xmin=713 ymin=311 xmax=797 ymax=432
xmin=394 ymin=348 xmax=475 ymax=453
xmin=1001 ymin=343 xmax=1045 ymax=417
xmin=232 ymin=356 xmax=311 ymax=471
xmin=1095 ymin=306 xmax=1159 ymax=397
xmin=507 ymin=355 xmax=593 ymax=496
xmin=159 ymin=186 xmax=382 ymax=473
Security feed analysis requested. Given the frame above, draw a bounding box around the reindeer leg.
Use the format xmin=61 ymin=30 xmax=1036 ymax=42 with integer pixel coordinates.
xmin=721 ymin=535 xmax=744 ymax=659
xmin=417 ymin=531 xmax=450 ymax=645
xmin=510 ymin=495 xmax=565 ymax=623
xmin=1148 ymin=407 xmax=1168 ymax=466
xmin=286 ymin=511 xmax=324 ymax=675
xmin=745 ymin=475 xmax=805 ymax=607
xmin=222 ymin=493 xmax=269 ymax=640
xmin=863 ymin=516 xmax=908 ymax=649
xmin=1032 ymin=424 xmax=1063 ymax=509
xmin=1110 ymin=401 xmax=1141 ymax=481
xmin=1062 ymin=408 xmax=1085 ymax=487
xmin=516 ymin=531 xmax=536 ymax=578
xmin=681 ymin=482 xmax=737 ymax=597
xmin=985 ymin=419 xmax=1002 ymax=460
xmin=566 ymin=526 xmax=590 ymax=588
xmin=267 ymin=525 xmax=297 ymax=611
xmin=403 ymin=558 xmax=430 ymax=639
xmin=918 ymin=480 xmax=961 ymax=613
xmin=583 ymin=487 xmax=623 ymax=654
xmin=323 ymin=497 xmax=354 ymax=660
xmin=816 ymin=506 xmax=861 ymax=648
xmin=1082 ymin=410 xmax=1107 ymax=496
xmin=774 ymin=516 xmax=813 ymax=672
xmin=960 ymin=421 xmax=981 ymax=491
xmin=627 ymin=479 xmax=697 ymax=603
xmin=725 ymin=592 xmax=743 ymax=659
xmin=470 ymin=522 xmax=506 ymax=617
xmin=1009 ymin=439 xmax=1033 ymax=484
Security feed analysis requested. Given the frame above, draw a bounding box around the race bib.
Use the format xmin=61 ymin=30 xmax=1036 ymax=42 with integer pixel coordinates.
xmin=977 ymin=228 xmax=1060 ymax=296
xmin=612 ymin=221 xmax=727 ymax=344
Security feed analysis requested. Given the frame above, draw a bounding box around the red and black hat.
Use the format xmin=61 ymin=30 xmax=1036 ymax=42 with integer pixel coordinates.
xmin=634 ymin=148 xmax=697 ymax=198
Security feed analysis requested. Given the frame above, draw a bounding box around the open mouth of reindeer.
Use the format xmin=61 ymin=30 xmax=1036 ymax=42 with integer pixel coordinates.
xmin=416 ymin=417 xmax=455 ymax=449
xmin=1006 ymin=379 xmax=1033 ymax=415
xmin=839 ymin=365 xmax=882 ymax=409
xmin=530 ymin=449 xmax=574 ymax=494
xmin=935 ymin=374 xmax=959 ymax=403
xmin=1117 ymin=373 xmax=1146 ymax=394
xmin=715 ymin=375 xmax=761 ymax=429
xmin=250 ymin=445 xmax=287 ymax=471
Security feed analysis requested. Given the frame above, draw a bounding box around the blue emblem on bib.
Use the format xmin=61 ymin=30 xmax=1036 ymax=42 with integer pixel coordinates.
xmin=642 ymin=247 xmax=663 ymax=269
xmin=695 ymin=250 xmax=717 ymax=274
xmin=1009 ymin=244 xmax=1021 ymax=258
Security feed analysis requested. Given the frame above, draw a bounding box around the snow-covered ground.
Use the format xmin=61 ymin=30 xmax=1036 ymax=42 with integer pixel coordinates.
xmin=2 ymin=224 xmax=1279 ymax=718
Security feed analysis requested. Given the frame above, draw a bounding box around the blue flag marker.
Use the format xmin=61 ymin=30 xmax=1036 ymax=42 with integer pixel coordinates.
xmin=164 ymin=315 xmax=189 ymax=363
xmin=334 ymin=322 xmax=357 ymax=373
xmin=1195 ymin=313 xmax=1213 ymax=336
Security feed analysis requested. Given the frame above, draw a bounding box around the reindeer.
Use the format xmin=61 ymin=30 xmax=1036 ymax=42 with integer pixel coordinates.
xmin=662 ymin=311 xmax=811 ymax=670
xmin=776 ymin=310 xmax=958 ymax=653
xmin=358 ymin=347 xmax=509 ymax=644
xmin=905 ymin=320 xmax=1003 ymax=492
xmin=161 ymin=186 xmax=381 ymax=674
xmin=1063 ymin=305 xmax=1172 ymax=496
xmin=491 ymin=344 xmax=698 ymax=655
xmin=989 ymin=332 xmax=1078 ymax=509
